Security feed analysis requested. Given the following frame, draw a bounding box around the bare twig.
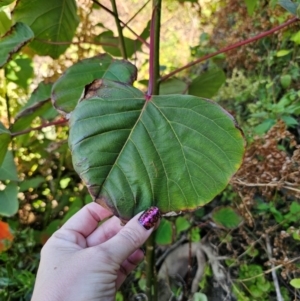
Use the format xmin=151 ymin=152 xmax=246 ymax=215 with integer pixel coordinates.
xmin=266 ymin=235 xmax=284 ymax=301
xmin=235 ymin=256 xmax=300 ymax=282
xmin=161 ymin=17 xmax=299 ymax=82
xmin=91 ymin=0 xmax=150 ymax=47
xmin=11 ymin=118 xmax=68 ymax=137
xmin=232 ymin=179 xmax=300 ymax=194
xmin=35 ymin=38 xmax=117 ymax=47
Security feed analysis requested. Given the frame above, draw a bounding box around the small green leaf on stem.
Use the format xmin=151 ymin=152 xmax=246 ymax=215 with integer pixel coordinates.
xmin=0 ymin=122 xmax=11 ymax=166
xmin=0 ymin=22 xmax=34 ymax=68
xmin=0 ymin=182 xmax=18 ymax=216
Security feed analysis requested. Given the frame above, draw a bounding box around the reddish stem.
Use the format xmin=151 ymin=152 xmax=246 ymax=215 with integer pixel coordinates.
xmin=11 ymin=118 xmax=68 ymax=137
xmin=161 ymin=17 xmax=299 ymax=82
xmin=146 ymin=7 xmax=157 ymax=99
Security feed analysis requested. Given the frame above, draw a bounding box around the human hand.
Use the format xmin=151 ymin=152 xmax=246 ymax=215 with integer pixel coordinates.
xmin=31 ymin=203 xmax=160 ymax=301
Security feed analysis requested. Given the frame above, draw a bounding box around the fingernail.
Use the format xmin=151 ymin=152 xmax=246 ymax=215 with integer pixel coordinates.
xmin=138 ymin=206 xmax=161 ymax=230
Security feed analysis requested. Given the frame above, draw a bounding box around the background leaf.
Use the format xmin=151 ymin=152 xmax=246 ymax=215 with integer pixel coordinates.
xmin=0 ymin=122 xmax=11 ymax=166
xmin=0 ymin=0 xmax=14 ymax=7
xmin=0 ymin=182 xmax=18 ymax=216
xmin=69 ymin=80 xmax=245 ymax=221
xmin=51 ymin=54 xmax=137 ymax=113
xmin=278 ymin=0 xmax=298 ymax=15
xmin=0 ymin=22 xmax=34 ymax=67
xmin=5 ymin=54 xmax=33 ymax=90
xmin=0 ymin=151 xmax=18 ymax=181
xmin=159 ymin=78 xmax=188 ymax=95
xmin=155 ymin=218 xmax=173 ymax=245
xmin=13 ymin=0 xmax=79 ymax=58
xmin=189 ymin=68 xmax=226 ymax=98
xmin=0 ymin=9 xmax=11 ymax=36
xmin=11 ymin=82 xmax=56 ymax=132
xmin=212 ymin=206 xmax=243 ymax=229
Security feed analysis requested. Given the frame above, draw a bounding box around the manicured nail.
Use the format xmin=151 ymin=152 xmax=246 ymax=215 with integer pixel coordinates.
xmin=138 ymin=206 xmax=161 ymax=230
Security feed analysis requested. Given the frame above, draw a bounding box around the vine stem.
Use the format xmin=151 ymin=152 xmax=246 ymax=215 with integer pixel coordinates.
xmin=91 ymin=0 xmax=150 ymax=47
xmin=11 ymin=118 xmax=68 ymax=137
xmin=146 ymin=1 xmax=161 ymax=99
xmin=111 ymin=0 xmax=127 ymax=59
xmin=161 ymin=16 xmax=299 ymax=82
xmin=145 ymin=2 xmax=161 ymax=301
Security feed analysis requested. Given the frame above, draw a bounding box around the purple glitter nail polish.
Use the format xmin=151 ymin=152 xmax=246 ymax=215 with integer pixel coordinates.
xmin=138 ymin=206 xmax=161 ymax=230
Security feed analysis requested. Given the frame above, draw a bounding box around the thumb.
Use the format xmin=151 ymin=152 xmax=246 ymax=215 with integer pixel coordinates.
xmin=100 ymin=207 xmax=160 ymax=265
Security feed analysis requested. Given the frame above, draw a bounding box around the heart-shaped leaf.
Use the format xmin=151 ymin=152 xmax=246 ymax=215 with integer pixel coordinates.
xmin=13 ymin=0 xmax=79 ymax=58
xmin=68 ymin=79 xmax=245 ymax=222
xmin=51 ymin=54 xmax=137 ymax=114
xmin=0 ymin=22 xmax=34 ymax=68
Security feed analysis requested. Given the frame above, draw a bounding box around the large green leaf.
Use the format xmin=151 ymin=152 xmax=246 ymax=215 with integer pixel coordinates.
xmin=0 ymin=22 xmax=34 ymax=68
xmin=68 ymin=79 xmax=245 ymax=222
xmin=188 ymin=68 xmax=226 ymax=98
xmin=0 ymin=122 xmax=11 ymax=166
xmin=13 ymin=0 xmax=79 ymax=58
xmin=0 ymin=182 xmax=18 ymax=216
xmin=11 ymin=82 xmax=56 ymax=132
xmin=51 ymin=54 xmax=137 ymax=113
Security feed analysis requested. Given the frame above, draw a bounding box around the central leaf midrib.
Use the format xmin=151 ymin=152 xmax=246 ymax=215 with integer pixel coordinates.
xmin=98 ymin=99 xmax=148 ymax=200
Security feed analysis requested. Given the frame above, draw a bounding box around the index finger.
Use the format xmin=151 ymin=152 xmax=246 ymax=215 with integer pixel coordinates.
xmin=61 ymin=202 xmax=113 ymax=237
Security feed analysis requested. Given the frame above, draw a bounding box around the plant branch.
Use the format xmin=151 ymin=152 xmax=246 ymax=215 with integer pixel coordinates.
xmin=161 ymin=17 xmax=299 ymax=82
xmin=265 ymin=235 xmax=284 ymax=301
xmin=125 ymin=0 xmax=151 ymax=25
xmin=35 ymin=38 xmax=118 ymax=48
xmin=111 ymin=0 xmax=127 ymax=59
xmin=11 ymin=118 xmax=68 ymax=137
xmin=232 ymin=179 xmax=300 ymax=194
xmin=91 ymin=0 xmax=150 ymax=47
xmin=146 ymin=1 xmax=162 ymax=98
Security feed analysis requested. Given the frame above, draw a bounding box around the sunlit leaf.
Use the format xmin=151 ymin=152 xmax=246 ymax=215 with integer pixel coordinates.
xmin=13 ymin=0 xmax=79 ymax=58
xmin=0 ymin=22 xmax=34 ymax=68
xmin=5 ymin=54 xmax=33 ymax=90
xmin=51 ymin=54 xmax=137 ymax=113
xmin=0 ymin=9 xmax=11 ymax=36
xmin=276 ymin=49 xmax=291 ymax=57
xmin=212 ymin=206 xmax=243 ymax=229
xmin=189 ymin=68 xmax=226 ymax=98
xmin=0 ymin=122 xmax=11 ymax=166
xmin=244 ymin=0 xmax=258 ymax=15
xmin=68 ymin=79 xmax=245 ymax=222
xmin=155 ymin=218 xmax=173 ymax=245
xmin=0 ymin=151 xmax=18 ymax=181
xmin=0 ymin=182 xmax=18 ymax=216
xmin=290 ymin=278 xmax=300 ymax=288
xmin=0 ymin=221 xmax=14 ymax=252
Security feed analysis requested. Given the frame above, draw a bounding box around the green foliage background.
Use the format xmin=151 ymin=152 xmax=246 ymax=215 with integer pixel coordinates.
xmin=0 ymin=0 xmax=300 ymax=300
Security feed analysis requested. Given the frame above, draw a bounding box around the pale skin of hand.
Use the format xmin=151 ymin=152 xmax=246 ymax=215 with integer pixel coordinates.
xmin=31 ymin=203 xmax=158 ymax=301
